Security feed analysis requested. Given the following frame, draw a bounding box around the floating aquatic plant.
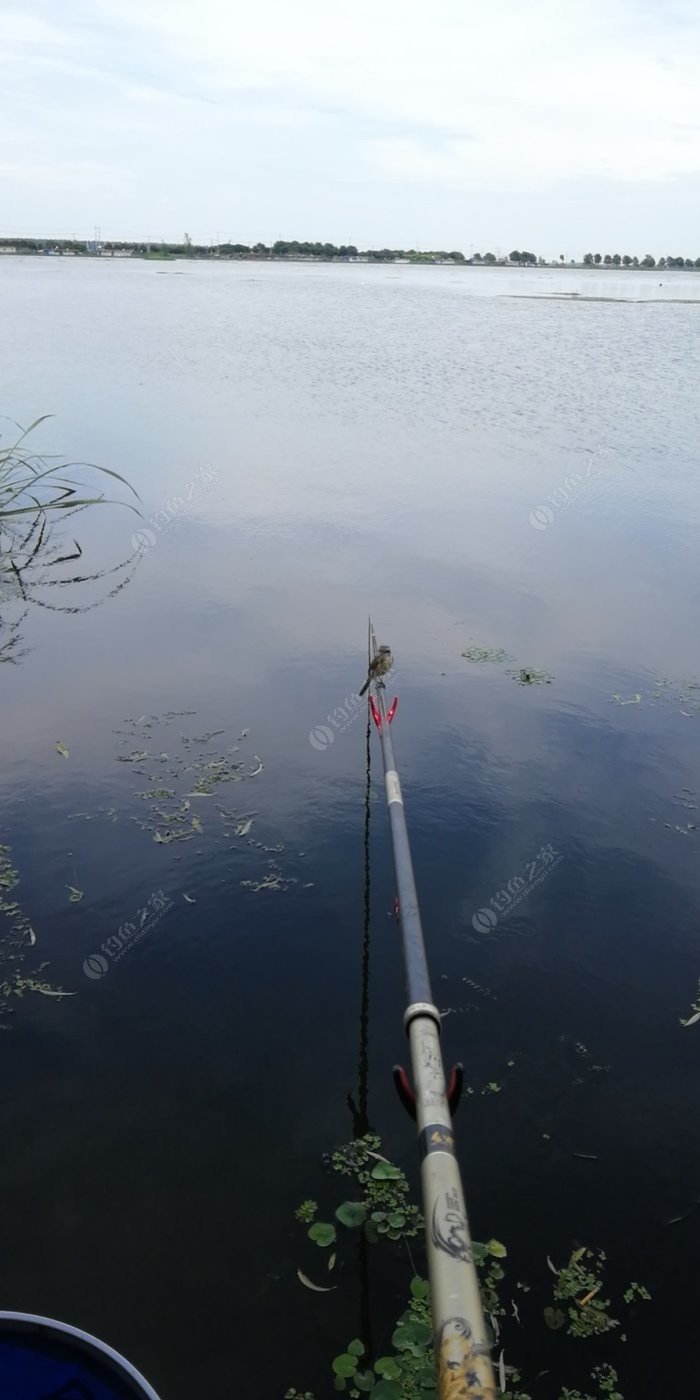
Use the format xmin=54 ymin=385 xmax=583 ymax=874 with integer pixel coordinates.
xmin=462 ymin=645 xmax=513 ymax=664
xmin=509 ymin=666 xmax=554 ymax=686
xmin=0 ymin=845 xmax=71 ymax=1019
xmin=679 ymin=979 xmax=700 ymax=1028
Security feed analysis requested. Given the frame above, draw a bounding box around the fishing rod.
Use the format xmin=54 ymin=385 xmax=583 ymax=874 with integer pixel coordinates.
xmin=366 ymin=620 xmax=496 ymax=1400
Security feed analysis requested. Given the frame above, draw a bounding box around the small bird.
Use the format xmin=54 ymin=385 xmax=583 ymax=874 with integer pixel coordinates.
xmin=359 ymin=645 xmax=393 ymax=696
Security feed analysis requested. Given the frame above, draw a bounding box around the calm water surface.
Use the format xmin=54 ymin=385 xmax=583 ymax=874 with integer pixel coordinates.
xmin=0 ymin=259 xmax=698 ymax=1398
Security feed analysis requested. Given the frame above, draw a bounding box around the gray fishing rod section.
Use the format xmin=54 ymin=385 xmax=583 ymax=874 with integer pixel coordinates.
xmin=367 ymin=621 xmax=496 ymax=1400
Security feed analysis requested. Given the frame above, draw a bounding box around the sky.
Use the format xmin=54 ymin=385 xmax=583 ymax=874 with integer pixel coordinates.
xmin=1 ymin=0 xmax=700 ymax=255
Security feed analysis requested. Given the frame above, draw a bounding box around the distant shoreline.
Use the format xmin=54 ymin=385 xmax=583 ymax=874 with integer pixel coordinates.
xmin=0 ymin=240 xmax=698 ymax=272
xmin=1 ymin=251 xmax=698 ymax=274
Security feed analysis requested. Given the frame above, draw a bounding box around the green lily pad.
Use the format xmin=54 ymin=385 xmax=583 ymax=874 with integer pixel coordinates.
xmin=544 ymin=1306 xmax=566 ymax=1330
xmin=332 ymin=1354 xmax=358 ymax=1378
xmin=392 ymin=1321 xmax=431 ymax=1350
xmin=308 ymin=1222 xmax=336 ymax=1247
xmin=371 ymin=1162 xmax=402 ymax=1180
xmin=347 ymin=1339 xmax=365 ymax=1358
xmin=375 ymin=1358 xmax=401 ymax=1379
xmin=336 ymin=1201 xmax=368 ymax=1229
xmin=370 ymin=1383 xmax=402 ymax=1400
xmin=354 ymin=1370 xmax=375 ymax=1392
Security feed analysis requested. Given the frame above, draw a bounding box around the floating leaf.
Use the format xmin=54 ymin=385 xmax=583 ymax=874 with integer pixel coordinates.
xmin=66 ymin=885 xmax=84 ymax=902
xmin=392 ymin=1321 xmax=431 ymax=1349
xmin=332 ymin=1354 xmax=358 ymax=1378
xmin=308 ymin=1222 xmax=336 ymax=1247
xmin=236 ymin=818 xmax=254 ymax=837
xmin=34 ymin=986 xmax=76 ymax=998
xmin=55 ymin=740 xmax=69 ymax=759
xmin=375 ymin=1358 xmax=401 ymax=1379
xmin=328 ymin=1252 xmax=336 ymax=1272
xmin=370 ymin=1382 xmax=402 ymax=1400
xmin=508 ymin=666 xmax=553 ymax=686
xmin=544 ymin=1306 xmax=565 ymax=1330
xmin=191 ymin=816 xmax=203 ymax=834
xmin=335 ymin=1201 xmax=368 ymax=1229
xmin=410 ymin=1277 xmax=430 ymax=1301
xmin=371 ymin=1161 xmax=402 ymax=1180
xmin=347 ymin=1339 xmax=364 ymax=1358
xmin=680 ymin=1011 xmax=700 ymax=1028
xmin=462 ymin=646 xmax=511 ymax=664
xmin=472 ymin=1241 xmax=488 ymax=1266
xmin=183 ymin=893 xmax=196 ymax=904
xmin=354 ymin=1372 xmax=375 ymax=1393
xmin=296 ymin=1268 xmax=335 ymax=1293
xmin=487 ymin=1238 xmax=507 ymax=1258
xmin=498 ymin=1350 xmax=506 ymax=1393
xmin=546 ymin=1255 xmax=559 ymax=1276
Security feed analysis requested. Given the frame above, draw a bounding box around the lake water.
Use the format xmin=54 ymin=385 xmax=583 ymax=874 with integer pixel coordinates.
xmin=0 ymin=258 xmax=698 ymax=1399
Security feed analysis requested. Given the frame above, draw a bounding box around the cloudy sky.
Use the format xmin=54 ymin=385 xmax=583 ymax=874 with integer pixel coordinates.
xmin=2 ymin=0 xmax=699 ymax=255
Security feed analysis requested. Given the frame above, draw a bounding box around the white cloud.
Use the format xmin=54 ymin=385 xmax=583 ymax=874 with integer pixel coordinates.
xmin=1 ymin=0 xmax=700 ymax=242
xmin=0 ymin=159 xmax=135 ymax=195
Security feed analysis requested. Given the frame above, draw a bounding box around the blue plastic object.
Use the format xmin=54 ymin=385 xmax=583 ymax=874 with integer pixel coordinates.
xmin=0 ymin=1313 xmax=160 ymax=1400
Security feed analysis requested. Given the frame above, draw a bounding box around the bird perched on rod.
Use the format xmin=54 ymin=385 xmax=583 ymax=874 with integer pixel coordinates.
xmin=359 ymin=645 xmax=393 ymax=696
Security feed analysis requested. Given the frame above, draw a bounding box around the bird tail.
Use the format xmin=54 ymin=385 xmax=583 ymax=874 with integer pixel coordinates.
xmin=359 ymin=677 xmax=369 ymax=697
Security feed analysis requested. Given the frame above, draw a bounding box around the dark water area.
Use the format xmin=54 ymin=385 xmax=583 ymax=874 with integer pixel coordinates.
xmin=0 ymin=258 xmax=698 ymax=1398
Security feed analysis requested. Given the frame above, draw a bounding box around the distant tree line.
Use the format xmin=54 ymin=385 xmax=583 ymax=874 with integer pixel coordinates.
xmin=582 ymin=252 xmax=700 ymax=269
xmin=2 ymin=238 xmax=700 ymax=268
xmin=0 ymin=237 xmax=467 ymax=264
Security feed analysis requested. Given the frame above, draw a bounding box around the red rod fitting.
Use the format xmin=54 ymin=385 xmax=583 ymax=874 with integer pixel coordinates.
xmin=369 ymin=695 xmax=382 ymax=730
xmin=393 ymin=1062 xmax=464 ymax=1120
xmin=386 ymin=696 xmax=398 ymax=723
